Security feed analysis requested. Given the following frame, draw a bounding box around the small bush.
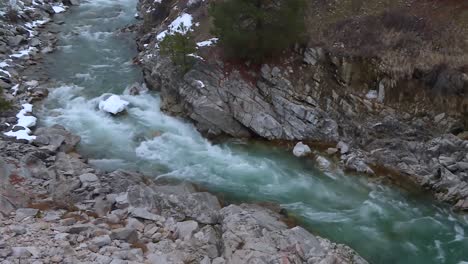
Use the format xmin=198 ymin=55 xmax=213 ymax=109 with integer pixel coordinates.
xmin=209 ymin=0 xmax=306 ymax=62
xmin=5 ymin=7 xmax=19 ymax=23
xmin=159 ymin=25 xmax=197 ymax=73
xmin=0 ymin=88 xmax=12 ymax=112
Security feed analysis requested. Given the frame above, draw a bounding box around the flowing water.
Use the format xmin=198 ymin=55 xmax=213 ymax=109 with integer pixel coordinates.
xmin=37 ymin=1 xmax=468 ymax=263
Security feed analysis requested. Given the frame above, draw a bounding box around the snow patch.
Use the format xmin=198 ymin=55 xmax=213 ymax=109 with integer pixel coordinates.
xmin=197 ymin=38 xmax=218 ymax=47
xmin=3 ymin=104 xmax=37 ymax=142
xmin=366 ymin=90 xmax=378 ymax=100
xmin=156 ymin=13 xmax=193 ymax=41
xmin=98 ymin=95 xmax=129 ymax=115
xmin=52 ymin=5 xmax=66 ymax=13
xmin=10 ymin=47 xmax=36 ymax=58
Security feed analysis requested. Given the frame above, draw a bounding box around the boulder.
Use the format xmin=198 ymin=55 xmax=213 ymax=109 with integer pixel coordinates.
xmin=175 ymin=220 xmax=199 ymax=240
xmin=34 ymin=125 xmax=81 ymax=153
xmin=98 ymin=94 xmax=129 ymax=115
xmin=293 ymin=142 xmax=311 ymax=157
xmin=337 ymin=141 xmax=350 ymax=154
xmin=15 ymin=208 xmax=39 ymax=221
xmin=110 ymin=228 xmax=139 ymax=243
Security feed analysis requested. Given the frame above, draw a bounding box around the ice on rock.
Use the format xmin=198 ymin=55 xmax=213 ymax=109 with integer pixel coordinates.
xmin=98 ymin=95 xmax=130 ymax=115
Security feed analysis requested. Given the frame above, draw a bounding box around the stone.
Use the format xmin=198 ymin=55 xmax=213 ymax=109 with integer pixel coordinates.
xmin=15 ymin=208 xmax=39 ymax=221
xmin=79 ymin=173 xmax=99 ymax=186
xmin=326 ymin=148 xmax=338 ymax=155
xmin=34 ymin=125 xmax=81 ymax=153
xmin=337 ymin=141 xmax=350 ymax=154
xmin=129 ymin=207 xmax=164 ymax=222
xmin=293 ymin=142 xmax=311 ymax=157
xmin=94 ymin=196 xmax=112 ymax=217
xmin=92 ymin=235 xmax=112 ymax=248
xmin=110 ymin=228 xmax=138 ymax=243
xmin=456 ymin=162 xmax=468 ymax=171
xmin=11 ymin=247 xmax=33 ymax=258
xmin=10 ymin=225 xmax=26 ymax=235
xmin=67 ymin=224 xmax=91 ymax=234
xmin=316 ymin=156 xmax=331 ymax=170
xmin=212 ymin=257 xmax=226 ymax=264
xmin=200 ymin=256 xmax=211 ymax=264
xmin=115 ymin=193 xmax=129 ymax=209
xmin=434 ymin=113 xmax=446 ymax=123
xmin=439 ymin=156 xmax=456 ymax=167
xmin=175 ymin=220 xmax=199 ymax=241
xmin=126 ymin=217 xmax=144 ymax=231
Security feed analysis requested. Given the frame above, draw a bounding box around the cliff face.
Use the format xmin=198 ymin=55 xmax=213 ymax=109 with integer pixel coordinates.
xmin=135 ymin=0 xmax=468 ymax=210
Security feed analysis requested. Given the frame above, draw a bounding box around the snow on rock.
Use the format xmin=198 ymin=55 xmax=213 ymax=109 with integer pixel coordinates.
xmin=98 ymin=95 xmax=130 ymax=115
xmin=25 ymin=19 xmax=49 ymax=29
xmin=366 ymin=90 xmax=378 ymax=100
xmin=156 ymin=13 xmax=193 ymax=41
xmin=3 ymin=104 xmax=37 ymax=142
xmin=197 ymin=38 xmax=218 ymax=47
xmin=293 ymin=142 xmax=311 ymax=157
xmin=10 ymin=47 xmax=37 ymax=59
xmin=194 ymin=80 xmax=205 ymax=88
xmin=11 ymin=84 xmax=20 ymax=95
xmin=0 ymin=60 xmax=11 ymax=77
xmin=52 ymin=5 xmax=66 ymax=13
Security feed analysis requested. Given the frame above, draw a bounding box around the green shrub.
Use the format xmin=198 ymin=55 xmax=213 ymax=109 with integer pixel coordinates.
xmin=0 ymin=88 xmax=11 ymax=112
xmin=209 ymin=0 xmax=306 ymax=62
xmin=159 ymin=25 xmax=197 ymax=73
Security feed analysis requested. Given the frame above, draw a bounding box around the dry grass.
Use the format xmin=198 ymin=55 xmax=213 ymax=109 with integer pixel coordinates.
xmin=305 ymin=0 xmax=468 ymax=79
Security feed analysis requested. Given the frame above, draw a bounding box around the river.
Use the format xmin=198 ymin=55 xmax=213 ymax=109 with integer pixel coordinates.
xmin=37 ymin=0 xmax=468 ymax=263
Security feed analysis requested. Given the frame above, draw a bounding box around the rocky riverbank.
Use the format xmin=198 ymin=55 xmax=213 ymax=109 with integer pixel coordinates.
xmin=134 ymin=0 xmax=468 ymax=211
xmin=0 ymin=131 xmax=367 ymax=263
xmin=0 ymin=1 xmax=368 ymax=263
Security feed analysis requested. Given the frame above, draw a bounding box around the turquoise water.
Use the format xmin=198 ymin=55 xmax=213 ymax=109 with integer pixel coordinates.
xmin=38 ymin=1 xmax=468 ymax=263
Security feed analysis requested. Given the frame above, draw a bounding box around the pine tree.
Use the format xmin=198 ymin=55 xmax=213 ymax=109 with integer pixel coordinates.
xmin=209 ymin=0 xmax=306 ymax=62
xmin=159 ymin=25 xmax=197 ymax=73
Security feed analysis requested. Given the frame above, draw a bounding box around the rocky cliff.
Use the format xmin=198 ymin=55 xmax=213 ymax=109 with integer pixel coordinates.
xmin=135 ymin=0 xmax=468 ymax=210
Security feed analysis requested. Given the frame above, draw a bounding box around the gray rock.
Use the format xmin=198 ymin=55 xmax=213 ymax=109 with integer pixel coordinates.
xmin=79 ymin=173 xmax=99 ymax=186
xmin=337 ymin=141 xmax=350 ymax=154
xmin=34 ymin=125 xmax=81 ymax=153
xmin=110 ymin=228 xmax=138 ymax=243
xmin=439 ymin=156 xmax=456 ymax=166
xmin=456 ymin=162 xmax=468 ymax=171
xmin=175 ymin=220 xmax=199 ymax=241
xmin=129 ymin=207 xmax=164 ymax=222
xmin=434 ymin=113 xmax=446 ymax=123
xmin=126 ymin=217 xmax=144 ymax=231
xmin=92 ymin=235 xmax=112 ymax=248
xmin=15 ymin=208 xmax=38 ymax=221
xmin=67 ymin=224 xmax=92 ymax=234
xmin=326 ymin=148 xmax=338 ymax=155
xmin=10 ymin=225 xmax=27 ymax=235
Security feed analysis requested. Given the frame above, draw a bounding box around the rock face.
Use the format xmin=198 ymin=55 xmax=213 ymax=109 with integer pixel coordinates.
xmin=135 ymin=0 xmax=468 ymax=210
xmin=0 ymin=131 xmax=367 ymax=263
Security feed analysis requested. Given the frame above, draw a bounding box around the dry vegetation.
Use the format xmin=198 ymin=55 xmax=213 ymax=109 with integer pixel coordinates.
xmin=306 ymin=0 xmax=468 ymax=78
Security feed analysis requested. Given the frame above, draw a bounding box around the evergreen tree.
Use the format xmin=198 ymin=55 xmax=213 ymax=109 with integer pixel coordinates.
xmin=209 ymin=0 xmax=306 ymax=62
xmin=159 ymin=25 xmax=197 ymax=73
